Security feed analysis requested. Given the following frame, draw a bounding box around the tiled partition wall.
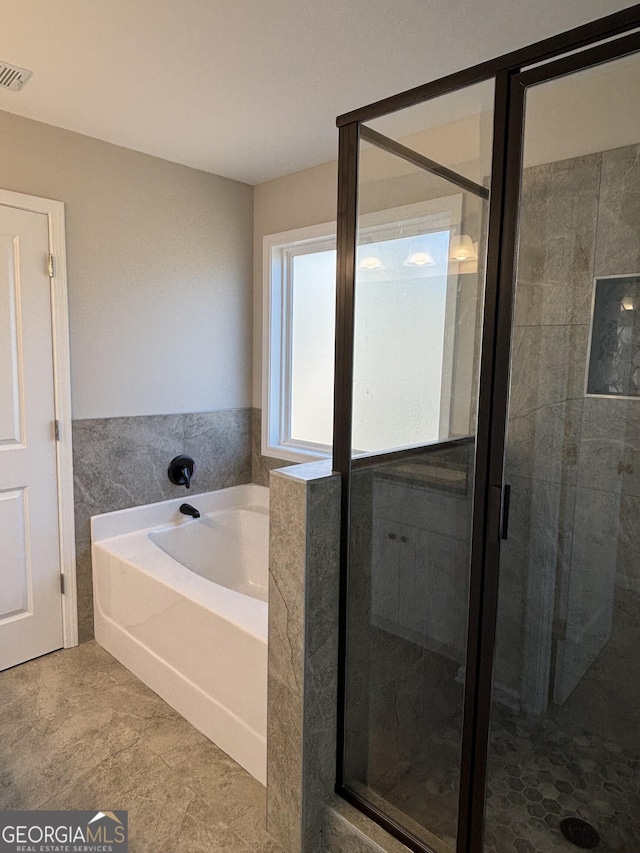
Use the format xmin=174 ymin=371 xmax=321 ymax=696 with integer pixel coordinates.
xmin=267 ymin=461 xmax=409 ymax=853
xmin=72 ymin=408 xmax=252 ymax=642
xmin=266 ymin=460 xmax=341 ymax=853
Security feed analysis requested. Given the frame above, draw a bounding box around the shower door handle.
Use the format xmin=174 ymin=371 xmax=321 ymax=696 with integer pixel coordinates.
xmin=500 ymin=484 xmax=511 ymax=540
xmin=489 ymin=483 xmax=511 ymax=542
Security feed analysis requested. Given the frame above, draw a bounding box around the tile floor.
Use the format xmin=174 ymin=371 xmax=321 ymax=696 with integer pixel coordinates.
xmin=0 ymin=641 xmax=284 ymax=853
xmin=370 ymin=703 xmax=640 ymax=853
xmin=484 ymin=708 xmax=640 ymax=853
xmin=361 ymin=602 xmax=640 ymax=853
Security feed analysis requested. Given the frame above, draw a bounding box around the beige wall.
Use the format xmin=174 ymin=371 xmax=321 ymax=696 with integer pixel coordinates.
xmin=0 ymin=109 xmax=253 ymax=420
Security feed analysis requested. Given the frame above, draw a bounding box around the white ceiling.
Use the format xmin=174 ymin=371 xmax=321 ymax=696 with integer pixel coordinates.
xmin=0 ymin=0 xmax=635 ymax=185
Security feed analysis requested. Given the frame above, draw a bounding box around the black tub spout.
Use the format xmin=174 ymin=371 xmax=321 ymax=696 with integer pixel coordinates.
xmin=179 ymin=503 xmax=200 ymax=519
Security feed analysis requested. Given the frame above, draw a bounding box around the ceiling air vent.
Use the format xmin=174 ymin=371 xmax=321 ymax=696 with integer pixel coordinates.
xmin=0 ymin=61 xmax=32 ymax=91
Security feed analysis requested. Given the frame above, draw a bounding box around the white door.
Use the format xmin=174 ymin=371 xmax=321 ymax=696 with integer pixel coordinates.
xmin=0 ymin=203 xmax=63 ymax=670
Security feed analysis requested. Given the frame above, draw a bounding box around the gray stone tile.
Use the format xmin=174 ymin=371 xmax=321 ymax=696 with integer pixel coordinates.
xmin=76 ymin=537 xmax=94 ymax=643
xmin=595 ymin=145 xmax=640 ymax=277
xmin=72 ymin=414 xmax=184 ymax=537
xmin=576 ymin=397 xmax=629 ymax=493
xmin=0 ymin=641 xmax=132 ymax=723
xmin=267 ymin=676 xmax=303 ymax=852
xmin=322 ymin=814 xmax=379 ymax=853
xmin=268 ymin=474 xmax=306 ymax=695
xmin=223 ymin=772 xmax=286 ymax=852
xmin=617 ymin=494 xmax=640 ymax=591
xmin=620 ymin=401 xmax=640 ymax=497
xmin=43 ymin=742 xmax=254 ymax=853
xmin=343 ymin=696 xmax=371 ymax=786
xmin=0 ymin=645 xmax=187 ymax=812
xmin=506 ymin=399 xmax=582 ymax=486
xmin=0 ymin=641 xmax=283 ymax=853
xmin=184 ymin=408 xmax=251 ymax=494
xmin=305 ymin=634 xmax=338 ymax=739
xmin=494 ymin=476 xmax=576 ymax=705
xmin=307 ymin=473 xmax=341 ymax=533
xmin=157 ymin=796 xmax=254 ymax=853
xmin=0 ymin=706 xmax=141 ymax=810
xmin=306 ymin=517 xmax=340 ymax=658
xmin=554 ymin=487 xmax=621 ymax=704
xmin=514 ymin=155 xmax=601 ymax=328
xmin=303 ymin=712 xmax=336 ymax=850
xmin=139 ymin=714 xmax=212 ymax=761
xmin=73 ymin=413 xmax=184 ymax=643
xmin=508 ymin=325 xmax=589 ymax=421
xmin=171 ymin=738 xmax=266 ymax=826
xmin=322 ymin=799 xmax=420 ymax=853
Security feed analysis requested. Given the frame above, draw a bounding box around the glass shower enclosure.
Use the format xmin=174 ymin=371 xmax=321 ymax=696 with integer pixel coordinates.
xmin=333 ymin=8 xmax=640 ymax=853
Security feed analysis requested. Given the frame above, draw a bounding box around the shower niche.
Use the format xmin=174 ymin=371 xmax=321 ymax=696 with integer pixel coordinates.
xmin=588 ymin=274 xmax=640 ymax=397
xmin=333 ymin=10 xmax=640 ymax=853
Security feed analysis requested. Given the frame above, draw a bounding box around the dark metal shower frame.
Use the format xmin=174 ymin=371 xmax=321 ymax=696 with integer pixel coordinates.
xmin=332 ymin=7 xmax=640 ymax=853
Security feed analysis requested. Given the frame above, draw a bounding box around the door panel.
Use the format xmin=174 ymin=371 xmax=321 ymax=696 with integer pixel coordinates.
xmin=340 ymin=77 xmax=495 ymax=853
xmin=485 ymin=47 xmax=640 ymax=852
xmin=0 ymin=233 xmax=23 ymax=444
xmin=0 ymin=488 xmax=29 ymax=617
xmin=0 ymin=204 xmax=63 ymax=670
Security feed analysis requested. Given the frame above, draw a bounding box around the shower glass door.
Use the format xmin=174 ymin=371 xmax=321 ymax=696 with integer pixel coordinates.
xmin=485 ymin=43 xmax=640 ymax=853
xmin=340 ymin=78 xmax=495 ymax=853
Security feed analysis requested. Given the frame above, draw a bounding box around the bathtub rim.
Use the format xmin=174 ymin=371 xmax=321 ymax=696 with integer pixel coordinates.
xmin=91 ymin=482 xmax=269 ymax=542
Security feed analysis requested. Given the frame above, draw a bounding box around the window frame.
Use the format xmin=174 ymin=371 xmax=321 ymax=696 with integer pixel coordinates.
xmin=262 ymin=196 xmax=464 ymax=463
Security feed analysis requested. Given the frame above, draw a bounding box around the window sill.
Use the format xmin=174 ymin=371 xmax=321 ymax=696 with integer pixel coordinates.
xmin=262 ymin=443 xmax=331 ymax=465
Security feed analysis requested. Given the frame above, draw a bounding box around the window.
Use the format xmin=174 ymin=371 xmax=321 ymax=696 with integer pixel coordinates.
xmin=262 ymin=197 xmax=467 ymax=462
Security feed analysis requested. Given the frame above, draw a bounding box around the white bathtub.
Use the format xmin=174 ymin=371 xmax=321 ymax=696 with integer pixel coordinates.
xmin=91 ymin=484 xmax=269 ymax=784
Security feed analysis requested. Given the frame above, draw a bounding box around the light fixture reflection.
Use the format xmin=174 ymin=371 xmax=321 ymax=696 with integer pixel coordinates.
xmin=449 ymin=235 xmax=478 ymax=262
xmin=622 ymin=296 xmax=634 ymax=311
xmin=359 ymin=256 xmax=383 ymax=271
xmin=403 ymin=250 xmax=436 ymax=267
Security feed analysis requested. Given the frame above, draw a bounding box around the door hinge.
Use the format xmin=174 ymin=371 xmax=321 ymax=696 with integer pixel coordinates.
xmin=60 ymin=574 xmax=65 ymax=595
xmin=48 ymin=253 xmax=55 ymax=278
xmin=54 ymin=419 xmax=61 ymax=441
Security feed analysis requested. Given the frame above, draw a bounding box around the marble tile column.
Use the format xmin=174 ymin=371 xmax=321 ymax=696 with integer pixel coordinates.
xmin=266 ymin=461 xmax=341 ymax=853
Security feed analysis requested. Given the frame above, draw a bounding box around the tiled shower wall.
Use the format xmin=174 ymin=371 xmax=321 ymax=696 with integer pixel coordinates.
xmin=494 ymin=144 xmax=640 ymax=708
xmin=73 ymin=408 xmax=252 ymax=642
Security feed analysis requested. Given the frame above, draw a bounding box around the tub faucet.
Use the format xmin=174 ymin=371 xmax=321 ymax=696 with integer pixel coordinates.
xmin=168 ymin=455 xmax=195 ymax=489
xmin=180 ymin=503 xmax=200 ymax=519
